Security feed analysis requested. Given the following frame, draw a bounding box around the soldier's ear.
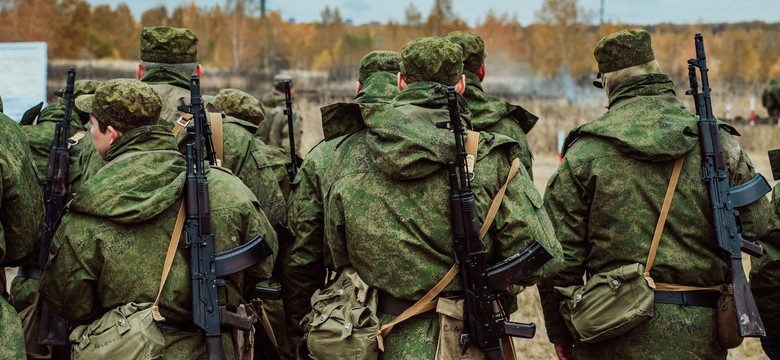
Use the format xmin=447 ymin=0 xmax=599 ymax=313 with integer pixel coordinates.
xmin=397 ymin=72 xmax=407 ymax=91
xmin=477 ymin=63 xmax=486 ymax=82
xmin=355 ymin=81 xmax=362 ymax=95
xmin=137 ymin=64 xmax=144 ymax=80
xmin=108 ymin=126 xmax=122 ymax=144
xmin=454 ymin=75 xmax=466 ymax=94
xmin=195 ymin=64 xmax=203 ymax=77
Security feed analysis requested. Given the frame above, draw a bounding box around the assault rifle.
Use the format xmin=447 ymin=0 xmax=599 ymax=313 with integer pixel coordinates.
xmin=438 ymin=87 xmax=552 ymax=359
xmin=685 ymin=33 xmax=771 ymax=337
xmin=283 ymin=80 xmax=298 ymax=182
xmin=179 ymin=75 xmax=276 ymax=359
xmin=37 ymin=68 xmax=76 ymax=346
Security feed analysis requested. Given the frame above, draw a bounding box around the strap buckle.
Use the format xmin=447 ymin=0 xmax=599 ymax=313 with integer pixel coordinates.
xmin=176 ymin=114 xmax=193 ymax=128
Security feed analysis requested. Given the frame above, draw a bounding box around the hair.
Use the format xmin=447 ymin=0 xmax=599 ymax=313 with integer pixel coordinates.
xmin=94 ymin=117 xmax=109 ymax=134
xmin=139 ymin=61 xmax=198 ymax=75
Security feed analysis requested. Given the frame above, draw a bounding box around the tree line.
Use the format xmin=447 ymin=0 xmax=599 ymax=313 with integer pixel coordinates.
xmin=1 ymin=0 xmax=778 ymax=86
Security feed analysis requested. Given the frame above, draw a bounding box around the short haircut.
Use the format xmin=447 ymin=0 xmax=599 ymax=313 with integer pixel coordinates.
xmin=140 ymin=60 xmax=198 ymax=75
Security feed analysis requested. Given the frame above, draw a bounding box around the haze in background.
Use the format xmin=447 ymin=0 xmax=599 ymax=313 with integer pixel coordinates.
xmin=86 ymin=0 xmax=780 ymax=25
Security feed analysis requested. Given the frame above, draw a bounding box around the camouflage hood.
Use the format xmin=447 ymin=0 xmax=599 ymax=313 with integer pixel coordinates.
xmin=568 ymin=73 xmax=702 ymax=162
xmin=364 ymin=82 xmax=507 ymax=180
xmin=70 ymin=125 xmax=186 ymax=224
xmin=463 ymin=72 xmax=538 ymax=133
xmin=320 ymin=71 xmax=399 ymax=141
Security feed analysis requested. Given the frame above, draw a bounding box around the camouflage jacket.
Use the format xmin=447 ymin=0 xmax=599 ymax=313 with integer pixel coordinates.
xmin=39 ymin=125 xmax=277 ymax=357
xmin=282 ymin=70 xmax=400 ymax=346
xmin=1 ymin=113 xmax=43 ymax=360
xmin=538 ymin=74 xmax=770 ymax=359
xmin=320 ymin=82 xmax=561 ymax=357
xmin=751 ymin=184 xmax=780 ymax=339
xmin=762 ymin=79 xmax=780 ymax=115
xmin=463 ymin=71 xmax=538 ymax=178
xmin=22 ymin=104 xmax=86 ymax=188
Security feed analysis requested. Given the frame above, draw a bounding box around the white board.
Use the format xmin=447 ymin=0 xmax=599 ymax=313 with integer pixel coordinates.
xmin=0 ymin=42 xmax=47 ymax=122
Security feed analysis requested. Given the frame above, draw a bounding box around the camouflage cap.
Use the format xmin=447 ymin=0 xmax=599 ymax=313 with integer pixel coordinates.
xmin=594 ymin=29 xmax=655 ymax=74
xmin=75 ymin=79 xmax=162 ymax=133
xmin=358 ymin=51 xmax=401 ymax=84
xmin=140 ymin=26 xmax=198 ymax=64
xmin=274 ymin=73 xmax=293 ymax=89
xmin=58 ymin=79 xmax=100 ymax=106
xmin=443 ymin=31 xmax=486 ymax=74
xmin=213 ymin=88 xmax=265 ymax=125
xmin=769 ymin=148 xmax=780 ymax=180
xmin=401 ymin=37 xmax=464 ymax=86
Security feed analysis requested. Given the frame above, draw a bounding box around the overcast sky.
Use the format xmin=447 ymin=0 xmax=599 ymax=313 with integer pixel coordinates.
xmin=85 ymin=0 xmax=780 ymax=26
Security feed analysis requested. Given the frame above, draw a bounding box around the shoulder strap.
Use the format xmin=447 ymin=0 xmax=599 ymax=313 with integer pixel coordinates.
xmin=172 ymin=113 xmax=193 ymax=136
xmin=643 ymin=156 xmax=685 ymax=288
xmin=480 ymin=158 xmax=521 ymax=239
xmin=210 ymin=112 xmax=224 ymax=166
xmin=465 ymin=130 xmax=479 ymax=178
xmin=68 ymin=131 xmax=86 ymax=148
xmin=152 ymin=201 xmax=186 ymax=321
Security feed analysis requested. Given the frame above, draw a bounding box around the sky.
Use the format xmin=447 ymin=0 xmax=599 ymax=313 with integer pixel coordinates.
xmin=85 ymin=0 xmax=780 ymax=26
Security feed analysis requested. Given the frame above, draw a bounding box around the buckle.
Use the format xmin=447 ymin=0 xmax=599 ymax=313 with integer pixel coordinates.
xmin=176 ymin=114 xmax=193 ymax=128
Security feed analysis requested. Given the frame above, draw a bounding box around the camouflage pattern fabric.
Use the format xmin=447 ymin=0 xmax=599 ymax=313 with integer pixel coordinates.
xmin=213 ymin=88 xmax=265 ymax=126
xmin=463 ymin=71 xmax=538 ymax=179
xmin=260 ymin=90 xmax=286 ymax=110
xmin=0 ymin=113 xmax=43 ymax=360
xmin=258 ymin=92 xmax=304 ymax=154
xmin=39 ymin=125 xmax=277 ymax=358
xmin=322 ymin=81 xmax=562 ymax=358
xmin=272 ymin=74 xmax=293 ymax=91
xmin=762 ymin=79 xmax=780 ymax=118
xmin=80 ymin=70 xmax=288 ymax=227
xmin=357 ymin=51 xmax=401 ymax=84
xmin=751 ymin=149 xmax=780 ymax=339
xmin=593 ymin=29 xmax=655 ymax=73
xmin=400 ymin=37 xmax=463 ymax=86
xmin=538 ymin=73 xmax=770 ymax=359
xmin=282 ymin=64 xmax=402 ymax=352
xmin=58 ymin=79 xmax=101 ymax=108
xmin=443 ymin=30 xmax=486 ymax=74
xmin=140 ymin=26 xmax=198 ymax=64
xmin=76 ymin=79 xmax=162 ymax=132
xmin=12 ymin=103 xmax=88 ymax=312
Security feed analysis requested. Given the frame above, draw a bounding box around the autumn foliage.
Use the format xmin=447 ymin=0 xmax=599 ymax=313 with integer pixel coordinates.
xmin=1 ymin=0 xmax=778 ymax=86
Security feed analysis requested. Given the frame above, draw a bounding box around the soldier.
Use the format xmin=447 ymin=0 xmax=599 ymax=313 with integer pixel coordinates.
xmin=762 ymin=79 xmax=780 ymax=124
xmin=443 ymin=30 xmax=538 ymax=178
xmin=0 ymin=96 xmax=44 ymax=360
xmin=539 ymin=29 xmax=770 ymax=359
xmin=751 ymin=149 xmax=780 ymax=359
xmin=209 ymin=88 xmax=292 ymax=200
xmin=11 ymin=80 xmax=99 ymax=312
xmin=79 ymin=26 xmax=287 ymax=227
xmin=38 ymin=79 xmax=278 ymax=358
xmin=318 ymin=37 xmax=561 ymax=358
xmin=257 ymin=74 xmax=304 ymax=154
xmin=282 ymin=50 xmax=401 ymax=353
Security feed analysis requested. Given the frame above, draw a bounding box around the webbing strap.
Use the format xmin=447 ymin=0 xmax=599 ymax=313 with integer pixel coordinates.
xmin=643 ymin=156 xmax=685 ymax=288
xmin=465 ymin=131 xmax=479 ymax=178
xmin=480 ymin=158 xmax=521 ymax=240
xmin=210 ymin=113 xmax=224 ymax=166
xmin=152 ymin=201 xmax=186 ymax=321
xmin=171 ymin=113 xmax=193 ymax=136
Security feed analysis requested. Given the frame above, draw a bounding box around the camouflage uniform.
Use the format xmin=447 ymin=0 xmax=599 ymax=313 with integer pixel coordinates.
xmin=0 ymin=108 xmax=44 ymax=360
xmin=751 ymin=150 xmax=780 ymax=358
xmin=444 ymin=31 xmax=538 ymax=178
xmin=79 ymin=27 xmax=287 ymax=227
xmin=538 ymin=30 xmax=770 ymax=360
xmin=762 ymin=79 xmax=780 ymax=119
xmin=211 ymin=88 xmax=292 ymax=200
xmin=282 ymin=50 xmax=401 ymax=352
xmin=322 ymin=38 xmax=562 ymax=359
xmin=39 ymin=79 xmax=278 ymax=359
xmin=9 ymin=80 xmax=98 ymax=313
xmin=258 ymin=74 xmax=304 ymax=154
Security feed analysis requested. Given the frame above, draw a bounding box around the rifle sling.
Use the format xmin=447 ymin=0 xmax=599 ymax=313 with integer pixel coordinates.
xmin=153 ymin=201 xmax=186 ymax=322
xmin=642 ymin=156 xmax=725 ymax=294
xmin=172 ymin=112 xmax=224 ymax=166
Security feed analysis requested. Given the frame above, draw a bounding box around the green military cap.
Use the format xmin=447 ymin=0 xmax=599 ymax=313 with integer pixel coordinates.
xmin=58 ymin=79 xmax=101 ymax=106
xmin=769 ymin=149 xmax=780 ymax=180
xmin=594 ymin=29 xmax=655 ymax=74
xmin=213 ymin=88 xmax=266 ymax=126
xmin=274 ymin=73 xmax=293 ymax=89
xmin=443 ymin=31 xmax=486 ymax=74
xmin=401 ymin=37 xmax=464 ymax=86
xmin=358 ymin=50 xmax=401 ymax=84
xmin=75 ymin=79 xmax=162 ymax=133
xmin=140 ymin=26 xmax=199 ymax=64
